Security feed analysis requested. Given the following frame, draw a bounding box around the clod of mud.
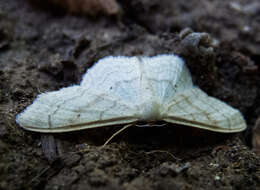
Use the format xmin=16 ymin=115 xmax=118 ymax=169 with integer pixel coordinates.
xmin=253 ymin=117 xmax=260 ymax=155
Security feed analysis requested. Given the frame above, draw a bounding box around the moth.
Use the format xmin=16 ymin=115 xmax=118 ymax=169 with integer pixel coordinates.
xmin=16 ymin=54 xmax=246 ymax=133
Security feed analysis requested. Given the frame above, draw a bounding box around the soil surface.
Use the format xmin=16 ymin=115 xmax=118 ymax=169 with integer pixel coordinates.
xmin=1 ymin=0 xmax=260 ymax=190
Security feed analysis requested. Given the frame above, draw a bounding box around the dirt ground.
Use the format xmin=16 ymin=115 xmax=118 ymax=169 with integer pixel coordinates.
xmin=0 ymin=0 xmax=260 ymax=189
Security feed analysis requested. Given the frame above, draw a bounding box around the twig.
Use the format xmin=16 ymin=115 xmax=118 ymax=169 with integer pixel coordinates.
xmin=146 ymin=150 xmax=181 ymax=161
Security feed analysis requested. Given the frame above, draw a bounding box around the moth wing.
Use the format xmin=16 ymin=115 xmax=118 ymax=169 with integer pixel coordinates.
xmin=141 ymin=54 xmax=193 ymax=105
xmin=162 ymin=87 xmax=246 ymax=132
xmin=81 ymin=56 xmax=143 ymax=105
xmin=16 ymin=86 xmax=139 ymax=133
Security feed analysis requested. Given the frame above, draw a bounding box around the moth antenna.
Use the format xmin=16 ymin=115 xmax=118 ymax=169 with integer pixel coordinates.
xmin=102 ymin=123 xmax=134 ymax=147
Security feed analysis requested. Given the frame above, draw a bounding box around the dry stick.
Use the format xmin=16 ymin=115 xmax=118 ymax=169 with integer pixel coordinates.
xmin=102 ymin=123 xmax=133 ymax=147
xmin=146 ymin=150 xmax=181 ymax=161
xmin=28 ymin=166 xmax=51 ymax=185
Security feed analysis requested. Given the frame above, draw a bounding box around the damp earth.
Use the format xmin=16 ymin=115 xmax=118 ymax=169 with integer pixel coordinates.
xmin=0 ymin=0 xmax=260 ymax=190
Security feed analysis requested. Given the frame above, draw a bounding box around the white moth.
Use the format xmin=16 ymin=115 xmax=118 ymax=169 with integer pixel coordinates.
xmin=16 ymin=54 xmax=246 ymax=133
